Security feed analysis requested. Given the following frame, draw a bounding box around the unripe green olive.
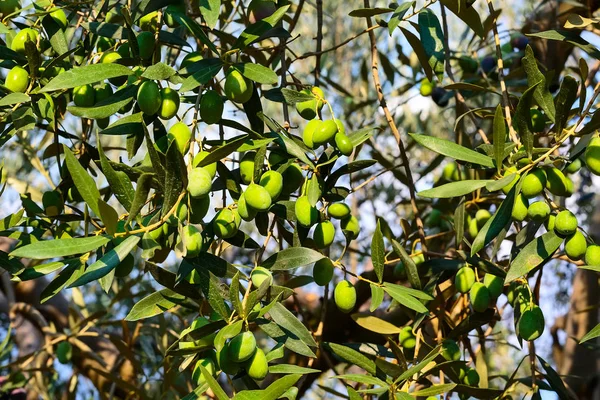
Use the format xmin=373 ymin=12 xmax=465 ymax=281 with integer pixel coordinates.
xmin=554 ymin=210 xmax=577 ymax=236
xmin=224 ymin=70 xmax=253 ymax=103
xmin=259 ymin=170 xmax=283 ymax=201
xmin=313 ymin=258 xmax=334 ymax=286
xmin=115 ymin=253 xmax=135 ymax=277
xmin=5 ymin=66 xmax=29 ymax=93
xmin=420 ymin=78 xmax=434 ymax=96
xmin=139 ymin=10 xmax=159 ymax=32
xmin=168 ymin=122 xmax=192 ymax=154
xmin=545 ymin=167 xmax=571 ymax=197
xmin=295 ymin=87 xmax=324 ymax=120
xmin=245 ymin=183 xmax=272 ymax=211
xmin=137 ymin=31 xmax=155 ymax=60
xmin=463 ymin=368 xmax=480 ymax=386
xmin=237 ymin=192 xmax=258 ymax=221
xmin=512 ymin=193 xmax=529 ymax=222
xmin=216 ymin=343 xmax=240 ymax=375
xmin=312 ymin=119 xmax=338 ymax=146
xmin=251 ymin=266 xmax=273 ymax=287
xmin=137 ymin=80 xmax=161 ymax=115
xmin=192 ymin=356 xmax=216 ymax=385
xmin=529 ymin=108 xmax=545 ymax=132
xmin=585 ymin=137 xmax=600 ymax=176
xmin=468 ymin=218 xmax=479 ymax=238
xmin=545 ymin=214 xmax=556 ymax=231
xmin=182 ymin=224 xmax=202 ymax=258
xmin=313 ymin=221 xmax=335 ymax=249
xmin=565 ymin=158 xmax=581 ymax=174
xmin=97 ymin=37 xmax=115 ymax=53
xmin=245 ymin=348 xmax=268 ymax=380
xmin=11 ymin=28 xmax=39 ymax=54
xmin=335 ymin=131 xmax=354 ymax=156
xmin=442 ymin=162 xmax=460 ymax=181
xmin=527 ymin=201 xmax=550 ymax=222
xmin=158 ymin=87 xmax=180 ymax=120
xmin=56 ymin=341 xmax=72 ymax=364
xmin=228 ymin=331 xmax=257 ymax=362
xmin=334 ymin=280 xmax=356 ymax=313
xmin=502 ymin=166 xmax=520 ymax=194
xmin=239 ymin=152 xmax=256 ymax=185
xmin=327 ymin=202 xmax=351 ymax=219
xmin=458 ymin=56 xmax=478 ymax=74
xmin=181 ymin=51 xmax=203 ymax=69
xmin=341 ymin=215 xmax=360 ymax=240
xmin=48 ymin=7 xmax=67 ymax=29
xmin=564 ymin=230 xmax=586 ymax=261
xmin=441 ymin=339 xmax=460 ymax=361
xmin=200 ymin=90 xmax=224 ymax=124
xmin=469 ymin=282 xmax=490 ymax=313
xmin=302 ymin=119 xmax=321 ymax=149
xmin=73 ymin=84 xmax=95 ymax=107
xmin=585 ymin=244 xmax=600 ymax=266
xmin=483 ymin=273 xmax=504 ymax=299
xmin=518 ymin=305 xmax=545 ymax=341
xmin=187 ymin=167 xmax=212 ymax=198
xmin=213 ymin=208 xmax=240 ymax=239
xmin=454 ymin=267 xmax=475 ymax=294
xmin=399 ymin=326 xmax=416 ymax=349
xmin=281 ymin=163 xmax=304 ymax=196
xmin=521 ymin=169 xmax=546 ymax=198
xmin=192 ymin=150 xmax=217 ymax=178
xmin=295 ymin=196 xmax=318 ymax=227
xmin=475 ymin=209 xmax=491 ymax=228
xmin=42 ymin=190 xmax=64 ymax=217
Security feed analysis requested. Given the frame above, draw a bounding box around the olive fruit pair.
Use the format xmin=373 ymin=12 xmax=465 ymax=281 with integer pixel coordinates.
xmin=398 ymin=326 xmax=416 ymax=358
xmin=303 ymin=118 xmax=353 ymax=156
xmin=225 ymin=331 xmax=268 ymax=380
xmin=137 ymin=81 xmax=180 ymax=119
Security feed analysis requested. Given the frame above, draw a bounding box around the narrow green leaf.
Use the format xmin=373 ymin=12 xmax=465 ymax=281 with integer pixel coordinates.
xmin=395 ymin=346 xmax=441 ymax=383
xmin=63 ymin=145 xmax=102 ymax=216
xmin=334 ymin=374 xmax=388 ymax=388
xmin=521 ymin=45 xmax=556 ymax=122
xmin=383 ymin=283 xmax=430 ymax=314
xmin=412 ymin=384 xmax=457 ymax=396
xmin=262 ymin=247 xmax=325 ymax=271
xmin=454 ymin=197 xmax=466 ymax=244
xmin=236 ymin=63 xmax=278 ymax=85
xmin=41 ymin=63 xmax=133 ymax=92
xmin=580 ymin=323 xmax=600 ymax=343
xmin=370 ymin=284 xmax=384 ymax=312
xmin=101 ymin=112 xmax=143 ymax=135
xmin=197 ymin=135 xmax=249 ymax=167
xmin=324 ymin=343 xmax=376 ymax=375
xmin=401 ymin=26 xmax=434 ymax=81
xmin=269 ymin=364 xmax=320 ymax=374
xmin=418 ymin=9 xmax=445 ymax=81
xmin=537 ymin=356 xmax=577 ymax=400
xmin=98 ymin=140 xmax=135 ymax=210
xmin=69 ymin=235 xmax=140 ymax=288
xmin=505 ymin=231 xmax=564 ymax=282
xmin=388 ymin=3 xmax=414 ymax=35
xmin=514 ymin=82 xmax=540 ymax=158
xmin=410 ymin=134 xmax=494 ymax=167
xmin=418 ymin=180 xmax=492 ymax=198
xmin=268 ymin=302 xmax=317 ymax=347
xmin=527 ymin=30 xmax=600 ymax=61
xmin=214 ymin=320 xmax=243 ymax=351
xmin=554 ymin=76 xmax=578 ymax=136
xmin=199 ymin=365 xmax=229 ymax=400
xmin=485 ymin=173 xmax=516 ymax=192
xmin=391 ymin=239 xmax=421 ymax=290
xmin=371 ymin=220 xmax=385 ymax=283
xmin=0 ymin=93 xmax=30 ymax=107
xmin=162 ymin=141 xmax=187 ymax=217
xmin=199 ymin=0 xmax=220 ymax=28
xmin=233 ymin=5 xmax=290 ymax=49
xmin=126 ymin=173 xmax=153 ymax=225
xmin=471 ymin=186 xmax=516 ymax=255
xmin=180 ymin=58 xmax=223 ymax=92
xmin=351 ymin=313 xmax=401 ymax=334
xmin=125 ymin=288 xmax=185 ymax=321
xmin=493 ymin=104 xmax=505 ymax=173
xmin=349 ymin=7 xmax=393 ymax=17
xmin=68 ymin=85 xmax=136 ymax=119
xmin=10 ymin=236 xmax=110 ymax=260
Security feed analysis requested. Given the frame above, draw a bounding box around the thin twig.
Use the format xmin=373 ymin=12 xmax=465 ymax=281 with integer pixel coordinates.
xmin=486 ymin=0 xmax=520 ymax=146
xmin=363 ymin=0 xmax=428 ymax=254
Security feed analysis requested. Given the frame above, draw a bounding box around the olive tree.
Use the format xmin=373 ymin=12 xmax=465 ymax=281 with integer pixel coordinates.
xmin=0 ymin=0 xmax=599 ymax=399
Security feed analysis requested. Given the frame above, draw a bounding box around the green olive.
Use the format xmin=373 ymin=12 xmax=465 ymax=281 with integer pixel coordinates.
xmin=521 ymin=169 xmax=546 ymax=198
xmin=312 ymin=119 xmax=338 ymax=146
xmin=136 ymin=80 xmax=161 ymax=115
xmin=585 ymin=244 xmax=600 ymax=266
xmin=250 ymin=266 xmax=273 ymax=287
xmin=527 ymin=201 xmax=550 ymax=222
xmin=137 ymin=31 xmax=156 ymax=60
xmin=313 ymin=220 xmax=335 ymax=249
xmin=224 ymin=70 xmax=253 ymax=103
xmin=200 ymin=90 xmax=224 ymax=124
xmin=213 ymin=208 xmax=240 ymax=239
xmin=168 ymin=122 xmax=192 ymax=155
xmin=295 ymin=87 xmax=324 ymax=120
xmin=239 ymin=151 xmax=257 ymax=185
xmin=295 ymin=196 xmax=318 ymax=227
xmin=187 ymin=167 xmax=213 ymax=198
xmin=334 ymin=280 xmax=356 ymax=313
xmin=73 ymin=84 xmax=95 ymax=107
xmin=5 ymin=66 xmax=29 ymax=93
xmin=245 ymin=183 xmax=272 ymax=211
xmin=454 ymin=267 xmax=475 ymax=294
xmin=157 ymin=87 xmax=180 ymax=120
xmin=11 ymin=28 xmax=39 ymax=54
xmin=554 ymin=210 xmax=577 ymax=236
xmin=518 ymin=305 xmax=545 ymax=341
xmin=483 ymin=273 xmax=504 ymax=299
xmin=228 ymin=331 xmax=257 ymax=362
xmin=469 ymin=282 xmax=490 ymax=313
xmin=585 ymin=137 xmax=600 ymax=176
xmin=182 ymin=225 xmax=202 ymax=258
xmin=327 ymin=202 xmax=351 ymax=219
xmin=302 ymin=119 xmax=321 ymax=149
xmin=341 ymin=215 xmax=360 ymax=240
xmin=313 ymin=258 xmax=334 ymax=286
xmin=512 ymin=193 xmax=529 ymax=222
xmin=245 ymin=348 xmax=268 ymax=380
xmin=259 ymin=170 xmax=283 ymax=201
xmin=564 ymin=230 xmax=587 ymax=261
